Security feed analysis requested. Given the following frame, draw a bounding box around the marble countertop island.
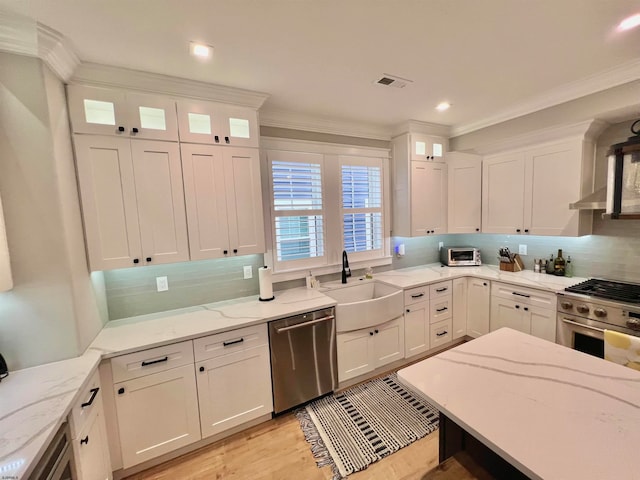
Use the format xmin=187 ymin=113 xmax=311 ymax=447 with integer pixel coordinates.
xmin=398 ymin=328 xmax=640 ymax=480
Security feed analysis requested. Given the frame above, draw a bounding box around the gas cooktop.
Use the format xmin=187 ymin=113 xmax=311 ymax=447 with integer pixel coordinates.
xmin=565 ymin=278 xmax=640 ymax=304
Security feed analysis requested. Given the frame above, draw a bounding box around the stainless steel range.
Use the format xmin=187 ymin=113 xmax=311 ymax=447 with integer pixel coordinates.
xmin=557 ymin=278 xmax=640 ymax=358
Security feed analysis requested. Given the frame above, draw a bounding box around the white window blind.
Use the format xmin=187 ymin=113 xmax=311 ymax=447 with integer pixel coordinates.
xmin=271 ymin=159 xmax=325 ymax=265
xmin=341 ymin=163 xmax=383 ymax=254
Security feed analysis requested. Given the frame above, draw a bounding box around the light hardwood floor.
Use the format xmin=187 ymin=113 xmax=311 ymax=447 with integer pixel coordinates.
xmin=125 ymin=411 xmax=440 ymax=480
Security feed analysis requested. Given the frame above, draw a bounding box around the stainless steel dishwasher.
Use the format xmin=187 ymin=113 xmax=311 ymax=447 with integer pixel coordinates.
xmin=269 ymin=307 xmax=337 ymax=414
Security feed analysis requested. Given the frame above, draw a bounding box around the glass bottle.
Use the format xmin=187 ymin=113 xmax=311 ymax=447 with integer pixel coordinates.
xmin=554 ymin=249 xmax=566 ymax=276
xmin=565 ymin=255 xmax=573 ymax=278
xmin=546 ymin=254 xmax=555 ymax=274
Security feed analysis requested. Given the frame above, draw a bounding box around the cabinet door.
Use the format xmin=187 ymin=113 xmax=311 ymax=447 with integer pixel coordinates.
xmin=196 ymin=346 xmax=272 ymax=438
xmin=181 ymin=144 xmax=231 ymax=259
xmin=410 ymin=134 xmax=446 ymax=162
xmin=490 ymin=297 xmax=530 ymax=334
xmin=130 ymin=140 xmax=189 ymax=265
xmin=525 ymin=141 xmax=583 ymax=236
xmin=482 ymin=152 xmax=526 ymax=234
xmin=452 ymin=278 xmax=467 ymax=339
xmin=74 ymin=398 xmax=112 ymax=480
xmin=176 ymin=99 xmax=226 ymax=144
xmin=404 ymin=300 xmax=429 ymax=357
xmin=373 ymin=317 xmax=405 ymax=368
xmin=114 ymin=364 xmax=200 ymax=468
xmin=126 ymin=92 xmax=179 ymax=141
xmin=467 ymin=278 xmax=490 ymax=338
xmin=529 ymin=305 xmax=556 ymax=342
xmin=411 ymin=162 xmax=447 ymax=235
xmin=224 ymin=148 xmax=266 ymax=256
xmin=220 ymin=105 xmax=259 ymax=148
xmin=448 ymin=154 xmax=482 ymax=233
xmin=67 ymin=85 xmax=128 ymax=136
xmin=73 ymin=135 xmax=143 ymax=270
xmin=337 ymin=329 xmax=375 ymax=382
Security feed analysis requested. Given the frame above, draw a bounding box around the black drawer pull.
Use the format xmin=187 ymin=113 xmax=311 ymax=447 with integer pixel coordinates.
xmin=436 ymin=331 xmax=448 ymax=337
xmin=146 ymin=257 xmax=152 ymax=262
xmin=80 ymin=436 xmax=89 ymax=445
xmin=141 ymin=356 xmax=168 ymax=367
xmin=225 ymin=136 xmax=230 ymax=144
xmin=81 ymin=387 xmax=100 ymax=408
xmin=436 ymin=307 xmax=448 ymax=312
xmin=118 ymin=126 xmax=125 ymax=132
xmin=223 ymin=338 xmax=244 ymax=347
xmin=435 ymin=287 xmax=448 ymax=293
xmin=131 ymin=127 xmax=139 ymax=134
xmin=133 ymin=258 xmax=139 ymax=264
xmin=512 ymin=292 xmax=530 ymax=298
xmin=214 ymin=135 xmax=220 ymax=143
xmin=410 ymin=293 xmax=425 ymax=298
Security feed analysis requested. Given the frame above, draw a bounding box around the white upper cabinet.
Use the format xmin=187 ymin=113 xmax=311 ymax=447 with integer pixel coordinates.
xmin=482 ymin=136 xmax=595 ymax=237
xmin=181 ymin=144 xmax=265 ymax=260
xmin=447 ymin=152 xmax=482 ymax=234
xmin=67 ymin=85 xmax=179 ymax=140
xmin=177 ymin=100 xmax=259 ymax=147
xmin=393 ymin=133 xmax=448 ymax=237
xmin=410 ymin=133 xmax=448 ymax=162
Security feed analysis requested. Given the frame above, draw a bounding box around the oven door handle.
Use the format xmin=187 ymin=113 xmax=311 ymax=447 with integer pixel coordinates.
xmin=561 ymin=317 xmax=605 ymax=334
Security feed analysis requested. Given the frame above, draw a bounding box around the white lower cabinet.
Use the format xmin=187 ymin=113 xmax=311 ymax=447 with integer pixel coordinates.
xmin=337 ymin=316 xmax=404 ymax=382
xmin=404 ymin=300 xmax=430 ymax=357
xmin=466 ymin=278 xmax=491 ymax=338
xmin=195 ymin=325 xmax=272 ymax=439
xmin=452 ymin=278 xmax=467 ymax=339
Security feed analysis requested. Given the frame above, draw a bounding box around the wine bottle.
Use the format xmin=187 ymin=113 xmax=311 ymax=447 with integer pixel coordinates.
xmin=565 ymin=255 xmax=573 ymax=278
xmin=554 ymin=249 xmax=566 ymax=276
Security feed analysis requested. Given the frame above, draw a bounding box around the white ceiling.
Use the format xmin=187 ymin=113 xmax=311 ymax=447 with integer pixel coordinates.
xmin=2 ymin=0 xmax=640 ymax=135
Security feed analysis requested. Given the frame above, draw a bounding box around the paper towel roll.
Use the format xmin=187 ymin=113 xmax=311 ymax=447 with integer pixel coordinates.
xmin=258 ymin=266 xmax=274 ymax=301
xmin=0 ymin=194 xmax=13 ymax=292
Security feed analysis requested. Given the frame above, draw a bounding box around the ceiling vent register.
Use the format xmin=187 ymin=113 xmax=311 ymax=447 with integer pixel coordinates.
xmin=374 ymin=74 xmax=413 ymax=89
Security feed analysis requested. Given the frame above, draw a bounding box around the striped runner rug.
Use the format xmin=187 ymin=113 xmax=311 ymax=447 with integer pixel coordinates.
xmin=296 ymin=372 xmax=440 ymax=479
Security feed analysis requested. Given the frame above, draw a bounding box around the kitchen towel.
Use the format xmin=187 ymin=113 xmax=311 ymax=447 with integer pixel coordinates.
xmin=0 ymin=194 xmax=13 ymax=292
xmin=258 ymin=266 xmax=274 ymax=301
xmin=604 ymin=329 xmax=640 ymax=371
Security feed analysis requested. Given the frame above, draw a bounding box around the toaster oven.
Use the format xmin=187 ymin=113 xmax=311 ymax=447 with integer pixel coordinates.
xmin=440 ymin=247 xmax=481 ymax=266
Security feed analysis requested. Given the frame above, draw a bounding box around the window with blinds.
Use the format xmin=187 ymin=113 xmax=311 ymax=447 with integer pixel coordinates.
xmin=341 ymin=163 xmax=383 ymax=254
xmin=271 ymin=159 xmax=325 ymax=264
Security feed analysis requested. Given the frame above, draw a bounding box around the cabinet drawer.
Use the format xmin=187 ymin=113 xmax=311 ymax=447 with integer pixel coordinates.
xmin=194 ymin=324 xmax=268 ymax=362
xmin=111 ymin=340 xmax=194 ymax=383
xmin=430 ymin=297 xmax=452 ymax=323
xmin=430 ymin=280 xmax=452 ymax=299
xmin=491 ymin=281 xmax=556 ymax=309
xmin=68 ymin=369 xmax=102 ymax=439
xmin=430 ymin=319 xmax=453 ymax=349
xmin=404 ymin=286 xmax=429 ymax=306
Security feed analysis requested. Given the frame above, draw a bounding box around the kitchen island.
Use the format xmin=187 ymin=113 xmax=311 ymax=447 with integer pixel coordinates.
xmin=398 ymin=328 xmax=640 ymax=480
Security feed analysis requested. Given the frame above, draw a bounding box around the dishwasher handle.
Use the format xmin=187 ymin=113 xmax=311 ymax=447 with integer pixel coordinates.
xmin=275 ymin=315 xmax=335 ymax=333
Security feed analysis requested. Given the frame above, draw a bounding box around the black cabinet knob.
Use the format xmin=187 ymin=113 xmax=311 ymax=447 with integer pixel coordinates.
xmin=146 ymin=257 xmax=152 ymax=262
xmin=524 ymin=307 xmax=529 ymax=311
xmin=406 ymin=309 xmax=410 ymax=313
xmin=133 ymin=258 xmax=139 ymax=264
xmin=524 ymin=229 xmax=529 ymax=233
xmin=214 ymin=135 xmax=220 ymax=143
xmin=475 ymin=228 xmax=480 ymax=232
xmin=118 ymin=387 xmax=125 ymax=395
xmin=223 ymin=250 xmax=228 ymax=255
xmin=483 ymin=282 xmax=487 ymax=286
xmin=515 ymin=305 xmax=520 ymax=309
xmin=374 ymin=329 xmax=379 ymax=334
xmin=516 ymin=229 xmax=521 ymax=233
xmin=369 ymin=331 xmax=374 ymax=336
xmin=80 ymin=436 xmax=89 ymax=445
xmin=199 ymin=366 xmax=205 ymax=372
xmin=233 ymin=248 xmax=238 ymax=254
xmin=131 ymin=127 xmax=139 ymax=134
xmin=225 ymin=136 xmax=230 ymax=144
xmin=118 ymin=126 xmax=125 ymax=132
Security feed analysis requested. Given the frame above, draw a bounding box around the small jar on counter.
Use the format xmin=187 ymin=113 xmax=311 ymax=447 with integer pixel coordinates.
xmin=534 ymin=258 xmax=540 ymax=273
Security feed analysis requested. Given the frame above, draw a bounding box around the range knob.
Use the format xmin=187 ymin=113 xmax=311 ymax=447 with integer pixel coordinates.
xmin=593 ymin=308 xmax=607 ymax=318
xmin=560 ymin=301 xmax=573 ymax=310
xmin=576 ymin=304 xmax=590 ymax=314
xmin=626 ymin=318 xmax=640 ymax=331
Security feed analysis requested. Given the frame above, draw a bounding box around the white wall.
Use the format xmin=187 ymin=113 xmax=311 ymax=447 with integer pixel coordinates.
xmin=0 ymin=53 xmax=106 ymax=370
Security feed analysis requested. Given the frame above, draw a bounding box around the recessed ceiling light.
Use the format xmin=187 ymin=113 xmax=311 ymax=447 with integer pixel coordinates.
xmin=436 ymin=102 xmax=451 ymax=112
xmin=190 ymin=42 xmax=213 ymax=59
xmin=617 ymin=13 xmax=640 ymax=31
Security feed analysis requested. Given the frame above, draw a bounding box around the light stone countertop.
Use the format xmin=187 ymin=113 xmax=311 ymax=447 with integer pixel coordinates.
xmin=398 ymin=328 xmax=640 ymax=480
xmin=0 ymin=264 xmax=587 ymax=479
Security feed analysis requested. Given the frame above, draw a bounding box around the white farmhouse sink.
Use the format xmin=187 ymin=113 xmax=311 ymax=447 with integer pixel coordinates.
xmin=322 ymin=280 xmax=404 ymax=333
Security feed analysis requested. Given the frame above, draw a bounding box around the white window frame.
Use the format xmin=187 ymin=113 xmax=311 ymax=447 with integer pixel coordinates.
xmin=261 ymin=138 xmax=392 ymax=282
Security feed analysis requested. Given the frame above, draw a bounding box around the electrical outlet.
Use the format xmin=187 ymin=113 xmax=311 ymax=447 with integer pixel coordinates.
xmin=243 ymin=266 xmax=252 ymax=279
xmin=156 ymin=276 xmax=169 ymax=292
xmin=438 ymin=241 xmax=444 ymax=250
xmin=519 ymin=244 xmax=528 ymax=255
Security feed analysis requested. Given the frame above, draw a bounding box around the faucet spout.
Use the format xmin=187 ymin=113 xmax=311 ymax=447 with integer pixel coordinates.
xmin=341 ymin=250 xmax=351 ymax=284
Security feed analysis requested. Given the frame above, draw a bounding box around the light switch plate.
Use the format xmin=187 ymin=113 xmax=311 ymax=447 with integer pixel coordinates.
xmin=519 ymin=244 xmax=527 ymax=255
xmin=243 ymin=266 xmax=252 ymax=279
xmin=156 ymin=276 xmax=169 ymax=292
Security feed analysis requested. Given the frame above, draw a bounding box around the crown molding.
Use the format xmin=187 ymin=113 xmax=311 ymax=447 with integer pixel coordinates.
xmin=259 ymin=107 xmax=391 ymax=141
xmin=71 ymin=63 xmax=270 ymax=109
xmin=391 ymin=120 xmax=451 ymax=138
xmin=453 ymin=59 xmax=640 ymax=137
xmin=0 ymin=10 xmax=36 ymax=56
xmin=473 ymin=119 xmax=609 ymax=155
xmin=36 ymin=23 xmax=80 ymax=81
